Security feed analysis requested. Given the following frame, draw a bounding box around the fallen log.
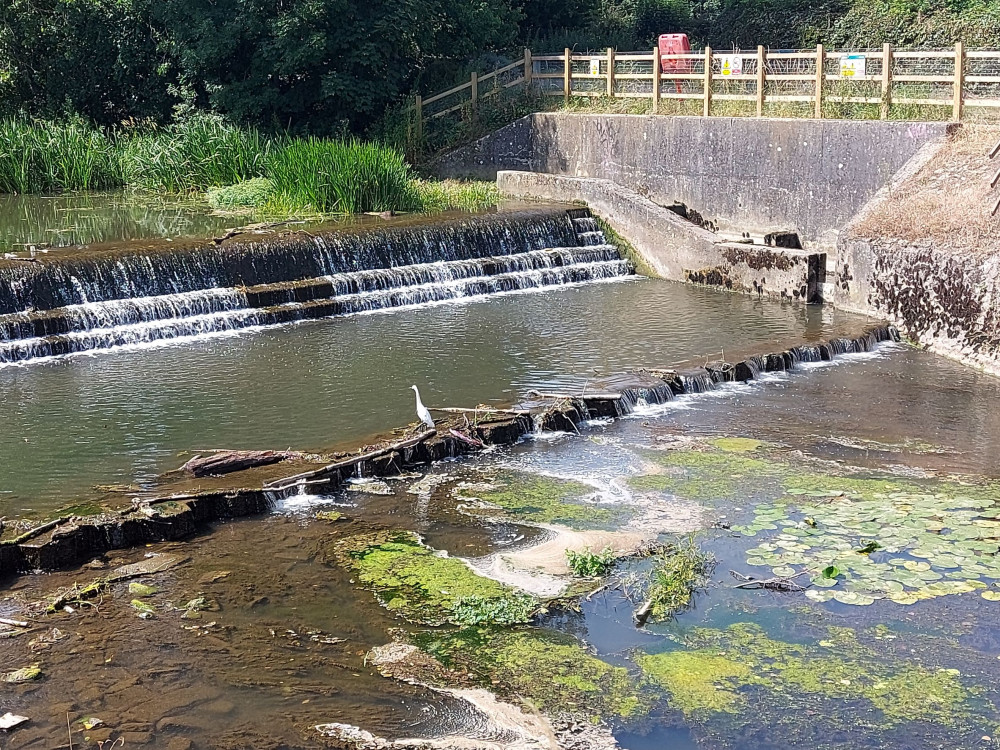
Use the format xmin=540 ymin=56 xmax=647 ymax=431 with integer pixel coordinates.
xmin=263 ymin=430 xmax=436 ymax=491
xmin=428 ymin=406 xmax=530 ymax=416
xmin=527 ymin=390 xmax=622 ymax=401
xmin=0 ymin=517 xmax=70 ymax=546
xmin=181 ymin=450 xmax=299 ymax=477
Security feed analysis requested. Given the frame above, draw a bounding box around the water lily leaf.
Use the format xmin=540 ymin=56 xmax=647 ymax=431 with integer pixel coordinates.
xmin=821 ymin=565 xmax=841 ymax=580
xmin=981 ymin=590 xmax=1000 ymax=601
xmin=888 ymin=591 xmax=921 ymax=605
xmin=772 ymin=566 xmax=797 ymax=577
xmin=805 ymin=589 xmax=835 ymax=603
xmin=902 ymin=560 xmax=931 ymax=572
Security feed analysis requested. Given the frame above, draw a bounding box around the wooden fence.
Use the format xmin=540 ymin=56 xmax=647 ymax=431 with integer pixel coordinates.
xmin=414 ymin=43 xmax=1000 ymax=138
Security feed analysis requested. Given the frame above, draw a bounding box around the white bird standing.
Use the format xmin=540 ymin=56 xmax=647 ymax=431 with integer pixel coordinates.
xmin=411 ymin=385 xmax=436 ymax=430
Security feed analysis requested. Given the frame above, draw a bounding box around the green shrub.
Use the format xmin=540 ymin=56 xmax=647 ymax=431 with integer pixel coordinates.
xmin=267 ymin=138 xmax=419 ymax=214
xmin=566 ymin=546 xmax=616 ymax=577
xmin=206 ymin=177 xmax=275 ymax=209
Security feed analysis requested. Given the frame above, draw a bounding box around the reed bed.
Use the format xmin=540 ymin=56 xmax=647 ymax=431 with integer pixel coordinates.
xmin=0 ymin=117 xmax=500 ymax=216
xmin=0 ymin=119 xmax=121 ymax=193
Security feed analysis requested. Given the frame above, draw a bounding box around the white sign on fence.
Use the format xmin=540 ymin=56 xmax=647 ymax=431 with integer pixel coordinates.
xmin=719 ymin=55 xmax=743 ymax=77
xmin=840 ymin=54 xmax=866 ymax=78
xmin=590 ymin=58 xmax=601 ymax=76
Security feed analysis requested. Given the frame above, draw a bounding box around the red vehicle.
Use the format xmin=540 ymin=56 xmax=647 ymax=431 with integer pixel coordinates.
xmin=658 ymin=33 xmax=692 ymax=93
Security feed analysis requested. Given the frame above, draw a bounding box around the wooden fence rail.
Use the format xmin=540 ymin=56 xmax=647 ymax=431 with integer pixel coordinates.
xmin=412 ymin=43 xmax=1000 ymax=139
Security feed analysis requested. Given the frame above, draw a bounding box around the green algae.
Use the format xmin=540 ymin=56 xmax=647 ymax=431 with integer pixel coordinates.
xmin=637 ymin=623 xmax=979 ymax=729
xmin=458 ymin=473 xmax=624 ymax=530
xmin=710 ymin=437 xmax=764 ymax=453
xmin=417 ymin=628 xmax=647 ymax=721
xmin=3 ymin=664 xmax=42 ymax=683
xmin=331 ymin=531 xmax=535 ymax=626
xmin=636 ymin=651 xmax=749 ymax=715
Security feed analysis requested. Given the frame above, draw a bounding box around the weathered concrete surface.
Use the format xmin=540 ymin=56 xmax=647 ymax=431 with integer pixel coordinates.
xmin=434 ymin=114 xmax=953 ymax=246
xmin=834 ymin=126 xmax=1000 ymax=375
xmin=500 ymin=171 xmax=825 ymax=301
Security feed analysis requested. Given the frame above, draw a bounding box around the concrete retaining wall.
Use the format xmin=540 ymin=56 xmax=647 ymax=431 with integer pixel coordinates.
xmin=435 ymin=114 xmax=953 ymax=246
xmin=500 ymin=170 xmax=824 ymax=302
xmin=835 ymin=237 xmax=1000 ymax=374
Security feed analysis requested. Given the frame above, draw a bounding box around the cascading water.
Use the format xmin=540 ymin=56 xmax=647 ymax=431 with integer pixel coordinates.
xmin=0 ymin=208 xmax=636 ymax=364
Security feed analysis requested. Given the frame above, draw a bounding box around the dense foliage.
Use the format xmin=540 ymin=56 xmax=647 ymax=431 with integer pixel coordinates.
xmin=1 ymin=0 xmax=997 ymax=133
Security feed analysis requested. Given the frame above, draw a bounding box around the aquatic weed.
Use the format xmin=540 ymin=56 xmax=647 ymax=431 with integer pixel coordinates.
xmin=645 ymin=537 xmax=714 ymax=620
xmin=566 ymin=546 xmax=616 ymax=577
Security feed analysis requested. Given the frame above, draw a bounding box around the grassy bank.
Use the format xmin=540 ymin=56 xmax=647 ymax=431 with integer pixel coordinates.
xmin=0 ymin=116 xmax=499 ymax=215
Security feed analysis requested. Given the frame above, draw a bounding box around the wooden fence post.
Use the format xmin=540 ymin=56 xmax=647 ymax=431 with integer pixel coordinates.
xmin=703 ymin=46 xmax=713 ymax=117
xmin=414 ymin=95 xmax=423 ymax=144
xmin=651 ymin=47 xmax=661 ymax=113
xmin=814 ymin=44 xmax=824 ymax=119
xmin=470 ymin=72 xmax=478 ymax=123
xmin=954 ymin=40 xmax=965 ymax=122
xmin=524 ymin=48 xmax=532 ymax=90
xmin=564 ymin=48 xmax=572 ymax=105
xmin=756 ymin=45 xmax=766 ymax=117
xmin=607 ymin=47 xmax=616 ymax=98
xmin=880 ymin=43 xmax=892 ymax=120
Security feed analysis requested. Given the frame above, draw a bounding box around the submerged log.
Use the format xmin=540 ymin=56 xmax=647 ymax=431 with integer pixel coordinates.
xmin=181 ymin=450 xmax=299 ymax=478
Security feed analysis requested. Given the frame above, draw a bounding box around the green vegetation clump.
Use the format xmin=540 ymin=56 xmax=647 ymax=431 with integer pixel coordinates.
xmin=636 ymin=650 xmax=750 ymax=715
xmin=206 ymin=177 xmax=275 ymax=209
xmin=410 ymin=179 xmax=503 ymax=213
xmin=646 ymin=538 xmax=713 ymax=620
xmin=418 ymin=628 xmax=648 ymax=721
xmin=332 ymin=531 xmax=536 ymax=626
xmin=566 ymin=546 xmax=616 ymax=577
xmin=267 ymin=138 xmax=418 ymax=214
xmin=459 ymin=473 xmax=624 ymax=530
xmin=2 ymin=664 xmax=43 ymax=683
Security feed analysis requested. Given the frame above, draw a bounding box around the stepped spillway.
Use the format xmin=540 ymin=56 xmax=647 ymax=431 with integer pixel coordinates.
xmin=0 ymin=208 xmax=635 ymax=364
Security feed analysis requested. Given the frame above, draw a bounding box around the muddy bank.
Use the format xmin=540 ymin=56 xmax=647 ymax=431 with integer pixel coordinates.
xmin=0 ymin=323 xmax=897 ymax=577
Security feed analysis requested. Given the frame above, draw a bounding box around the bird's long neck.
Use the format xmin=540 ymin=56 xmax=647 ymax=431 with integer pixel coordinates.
xmin=413 ymin=389 xmax=423 ymax=410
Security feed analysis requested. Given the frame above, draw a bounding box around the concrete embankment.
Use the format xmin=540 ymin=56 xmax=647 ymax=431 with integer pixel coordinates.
xmin=434 ymin=114 xmax=952 ymax=246
xmin=834 ymin=126 xmax=1000 ymax=374
xmin=501 ymin=171 xmax=825 ymax=301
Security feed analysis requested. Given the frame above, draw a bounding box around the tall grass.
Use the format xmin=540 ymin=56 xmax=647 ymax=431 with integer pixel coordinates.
xmin=0 ymin=118 xmax=121 ymax=193
xmin=0 ymin=116 xmax=501 ymax=216
xmin=120 ymin=116 xmax=270 ymax=193
xmin=267 ymin=139 xmax=419 ymax=214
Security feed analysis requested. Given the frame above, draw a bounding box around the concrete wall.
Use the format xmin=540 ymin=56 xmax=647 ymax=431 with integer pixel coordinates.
xmin=500 ymin=171 xmax=824 ymax=302
xmin=434 ymin=114 xmax=953 ymax=246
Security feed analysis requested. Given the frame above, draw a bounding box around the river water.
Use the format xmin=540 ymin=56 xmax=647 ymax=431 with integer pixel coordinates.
xmin=0 ymin=278 xmax=868 ymax=517
xmin=3 ymin=210 xmax=1000 ymax=750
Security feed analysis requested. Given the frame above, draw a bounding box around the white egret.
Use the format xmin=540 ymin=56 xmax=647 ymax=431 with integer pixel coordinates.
xmin=411 ymin=385 xmax=435 ymax=430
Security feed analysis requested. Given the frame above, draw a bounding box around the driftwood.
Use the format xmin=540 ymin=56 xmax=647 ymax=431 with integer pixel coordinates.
xmin=428 ymin=406 xmax=530 ymax=416
xmin=449 ymin=429 xmax=484 ymax=448
xmin=527 ymin=389 xmax=622 ymax=401
xmin=0 ymin=517 xmax=70 ymax=546
xmin=0 ymin=618 xmax=28 ymax=628
xmin=181 ymin=450 xmax=299 ymax=478
xmin=730 ymin=569 xmax=810 ymax=591
xmin=634 ymin=599 xmax=654 ymax=626
xmin=264 ymin=430 xmax=436 ymax=492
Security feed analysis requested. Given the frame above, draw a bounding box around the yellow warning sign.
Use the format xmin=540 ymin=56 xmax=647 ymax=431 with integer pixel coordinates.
xmin=720 ymin=55 xmax=742 ymax=77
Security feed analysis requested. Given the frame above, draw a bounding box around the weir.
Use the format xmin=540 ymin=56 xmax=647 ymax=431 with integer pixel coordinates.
xmin=0 ymin=207 xmax=635 ymax=363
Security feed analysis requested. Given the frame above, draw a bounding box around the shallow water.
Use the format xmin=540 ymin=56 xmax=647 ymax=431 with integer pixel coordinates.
xmin=6 ymin=342 xmax=1000 ymax=750
xmin=0 ymin=278 xmax=867 ymax=516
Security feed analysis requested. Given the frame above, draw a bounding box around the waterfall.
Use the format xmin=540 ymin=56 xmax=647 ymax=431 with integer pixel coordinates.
xmin=680 ymin=370 xmax=717 ymax=393
xmin=0 ymin=209 xmax=636 ymax=364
